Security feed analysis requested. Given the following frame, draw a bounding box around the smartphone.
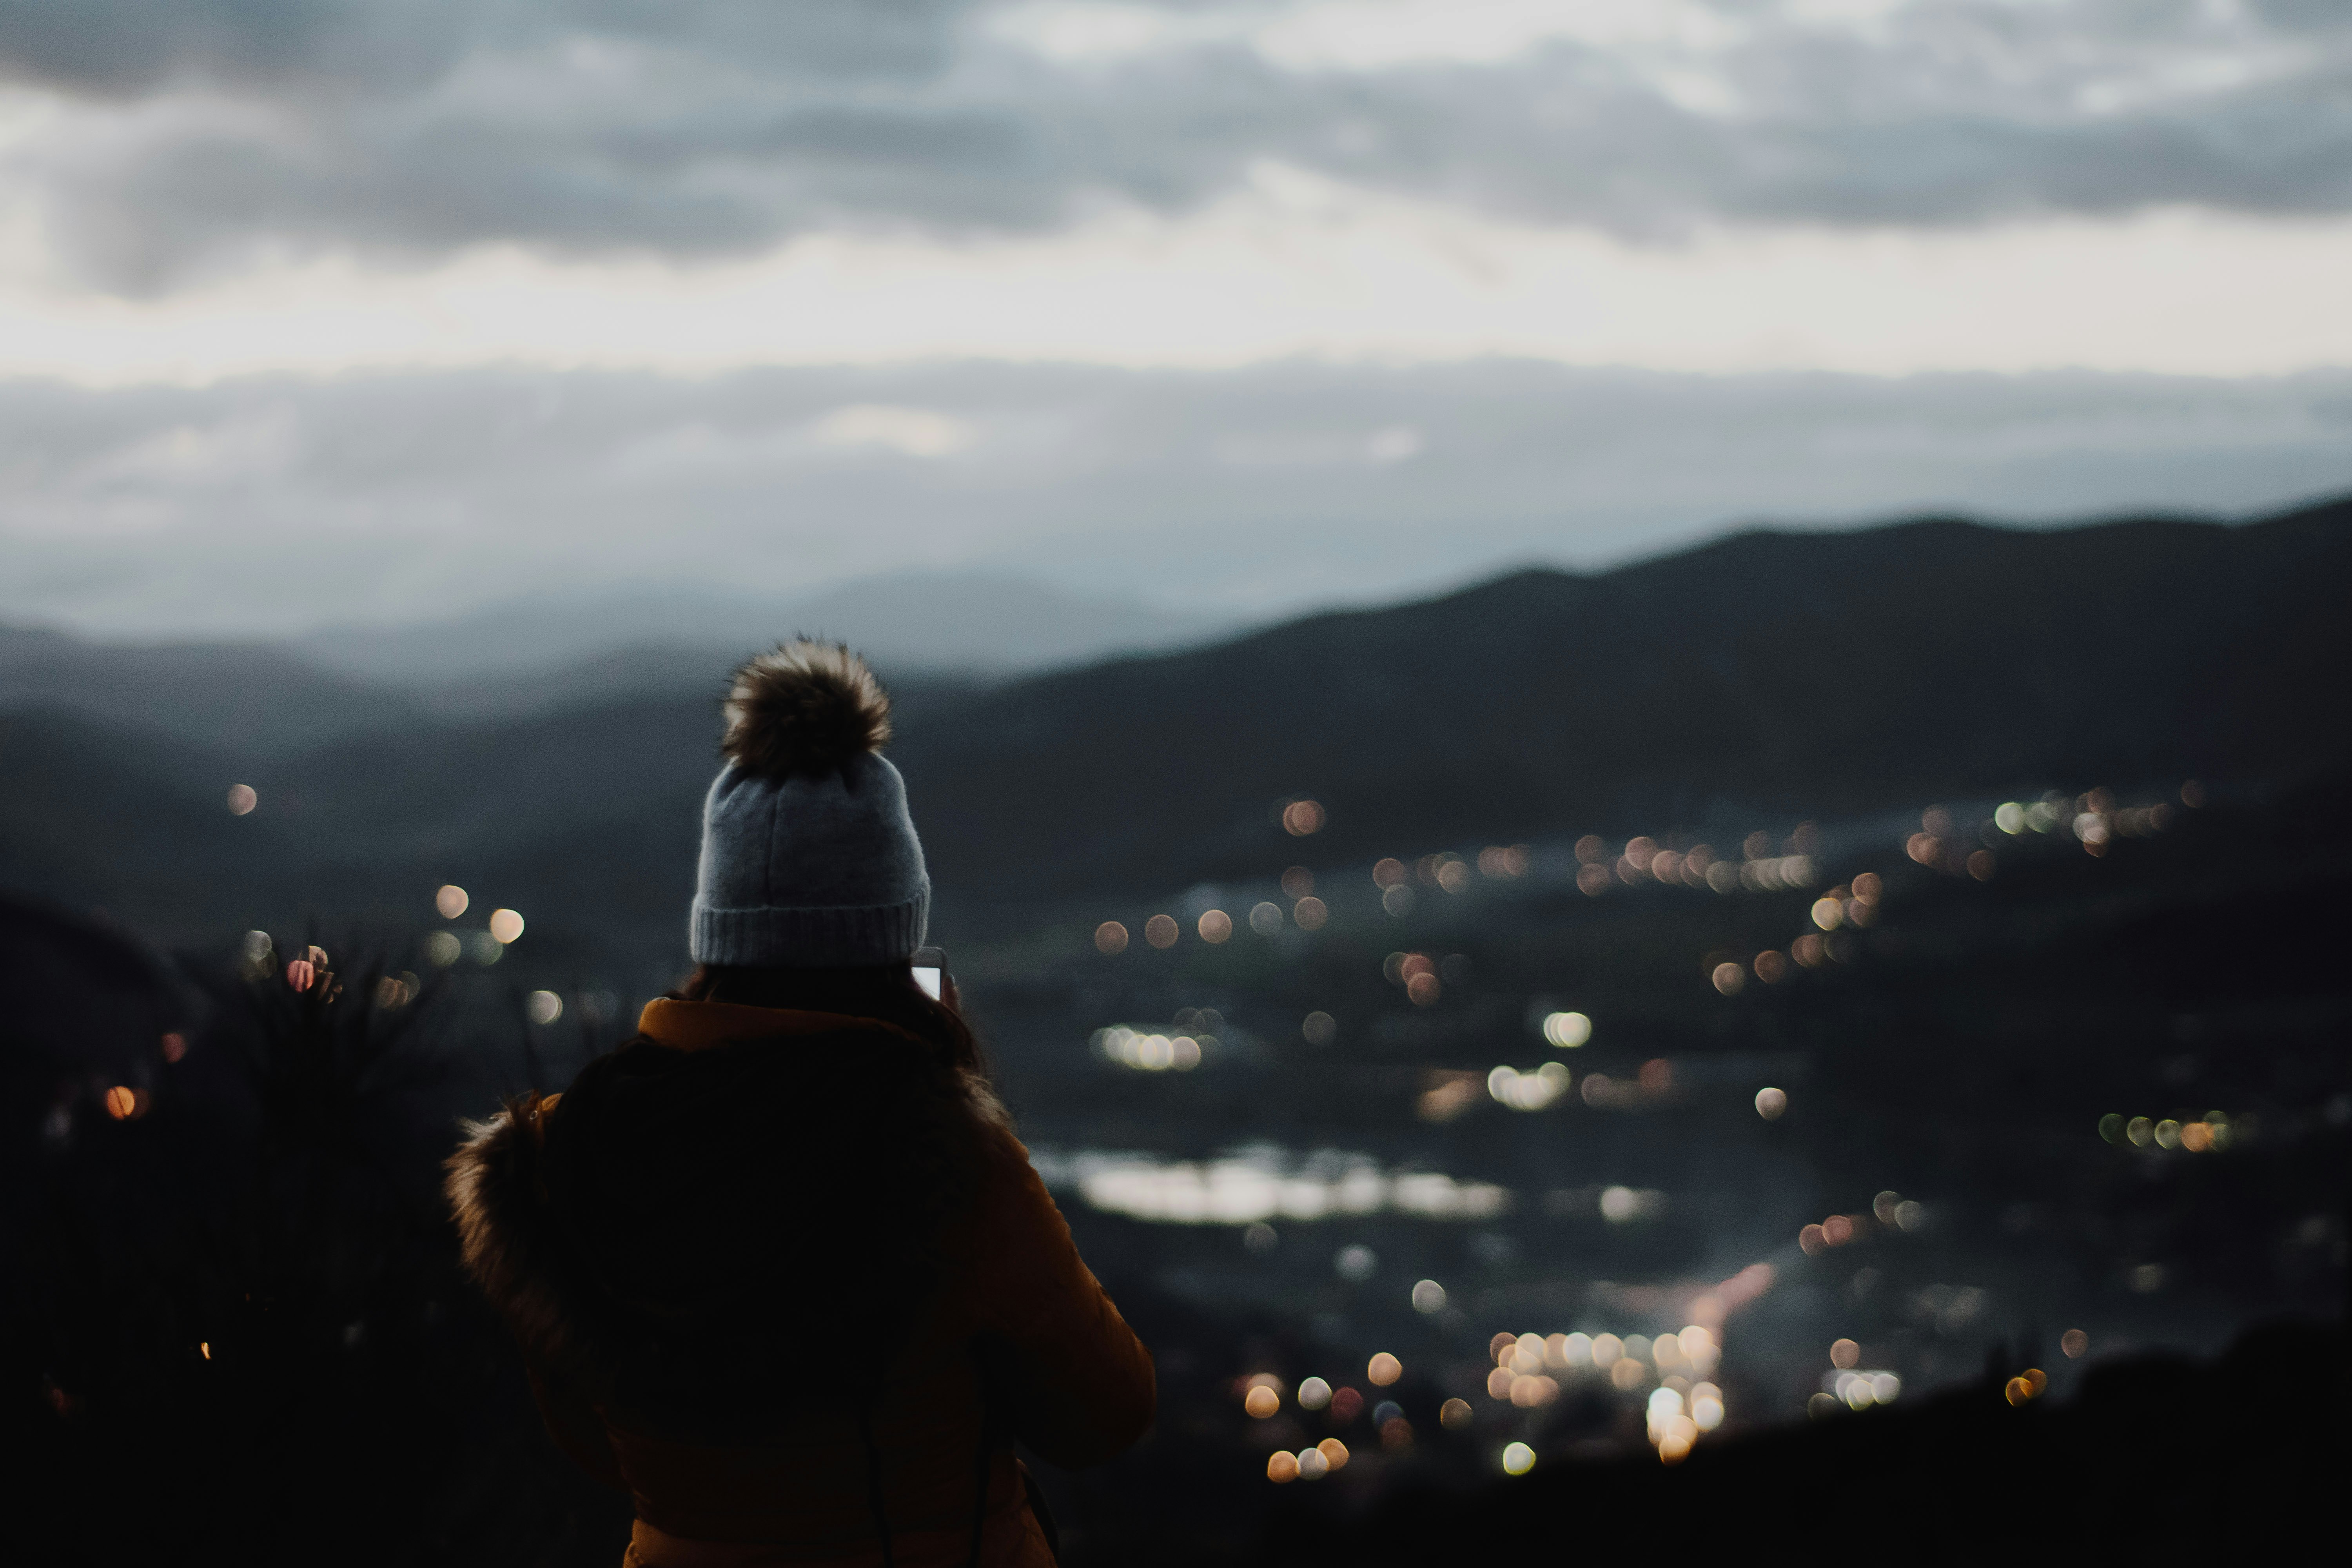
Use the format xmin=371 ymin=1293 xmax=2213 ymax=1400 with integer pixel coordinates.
xmin=911 ymin=947 xmax=947 ymax=1001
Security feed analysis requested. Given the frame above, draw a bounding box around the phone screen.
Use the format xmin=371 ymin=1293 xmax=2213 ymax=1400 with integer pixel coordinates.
xmin=911 ymin=946 xmax=946 ymax=1000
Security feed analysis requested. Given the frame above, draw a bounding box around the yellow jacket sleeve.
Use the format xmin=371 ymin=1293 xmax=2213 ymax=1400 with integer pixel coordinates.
xmin=966 ymin=1134 xmax=1157 ymax=1468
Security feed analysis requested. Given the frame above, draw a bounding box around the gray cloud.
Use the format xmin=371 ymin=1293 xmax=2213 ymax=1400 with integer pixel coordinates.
xmin=5 ymin=1 xmax=2350 ymax=289
xmin=0 ymin=1 xmax=964 ymax=93
xmin=4 ymin=358 xmax=2347 ymax=636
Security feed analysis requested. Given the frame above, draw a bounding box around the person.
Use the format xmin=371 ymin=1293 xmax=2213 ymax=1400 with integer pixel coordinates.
xmin=445 ymin=641 xmax=1154 ymax=1568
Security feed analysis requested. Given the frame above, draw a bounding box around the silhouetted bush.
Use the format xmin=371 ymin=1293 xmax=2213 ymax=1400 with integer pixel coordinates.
xmin=2 ymin=937 xmax=630 ymax=1568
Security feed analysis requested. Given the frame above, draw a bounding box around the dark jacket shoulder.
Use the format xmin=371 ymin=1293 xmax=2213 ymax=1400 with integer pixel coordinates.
xmin=447 ymin=1024 xmax=1002 ymax=1425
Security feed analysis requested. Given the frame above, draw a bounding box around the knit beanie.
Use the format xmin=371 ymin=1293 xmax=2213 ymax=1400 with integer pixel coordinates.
xmin=690 ymin=642 xmax=930 ymax=967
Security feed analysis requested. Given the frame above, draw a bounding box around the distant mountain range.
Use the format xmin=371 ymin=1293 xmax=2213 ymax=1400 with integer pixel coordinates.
xmin=5 ymin=496 xmax=2347 ymax=965
xmin=289 ymin=572 xmax=1237 ymax=685
xmin=0 ymin=570 xmax=1234 ymax=753
xmin=0 ymin=625 xmax=428 ymax=758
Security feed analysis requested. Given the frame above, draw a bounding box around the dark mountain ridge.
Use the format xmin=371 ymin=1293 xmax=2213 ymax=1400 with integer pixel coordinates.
xmin=897 ymin=497 xmax=2352 ymax=891
xmin=4 ymin=497 xmax=2346 ymax=953
xmin=0 ymin=625 xmax=429 ymax=757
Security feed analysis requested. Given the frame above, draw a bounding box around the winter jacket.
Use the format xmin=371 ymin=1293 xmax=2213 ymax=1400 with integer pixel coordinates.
xmin=446 ymin=999 xmax=1155 ymax=1568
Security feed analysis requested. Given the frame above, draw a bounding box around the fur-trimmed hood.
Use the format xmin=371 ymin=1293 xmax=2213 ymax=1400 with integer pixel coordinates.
xmin=446 ymin=1092 xmax=604 ymax=1380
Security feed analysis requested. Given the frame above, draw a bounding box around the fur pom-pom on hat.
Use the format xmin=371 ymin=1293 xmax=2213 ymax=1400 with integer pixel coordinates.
xmin=722 ymin=641 xmax=893 ymax=780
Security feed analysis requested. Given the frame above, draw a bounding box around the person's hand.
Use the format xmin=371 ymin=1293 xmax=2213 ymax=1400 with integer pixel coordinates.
xmin=285 ymin=946 xmax=334 ymax=994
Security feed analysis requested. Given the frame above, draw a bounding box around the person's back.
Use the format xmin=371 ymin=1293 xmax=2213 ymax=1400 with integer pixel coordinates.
xmin=446 ymin=644 xmax=1154 ymax=1566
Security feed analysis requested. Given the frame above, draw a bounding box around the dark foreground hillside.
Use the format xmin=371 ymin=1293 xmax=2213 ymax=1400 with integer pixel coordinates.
xmin=1258 ymin=1319 xmax=2339 ymax=1565
xmin=4 ymin=899 xmax=2337 ymax=1567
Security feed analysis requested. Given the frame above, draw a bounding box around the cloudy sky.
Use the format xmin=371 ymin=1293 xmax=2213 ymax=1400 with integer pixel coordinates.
xmin=4 ymin=0 xmax=2349 ymax=639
